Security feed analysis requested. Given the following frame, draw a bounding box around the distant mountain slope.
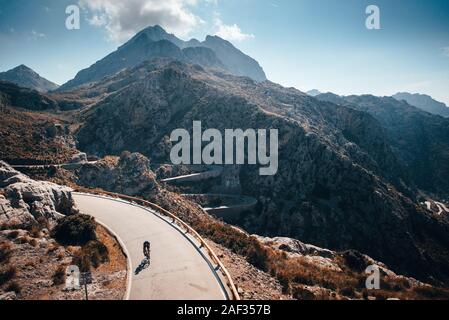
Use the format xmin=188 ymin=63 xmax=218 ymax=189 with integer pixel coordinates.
xmin=58 ymin=25 xmax=266 ymax=91
xmin=316 ymin=93 xmax=449 ymax=196
xmin=0 ymin=81 xmax=88 ymax=112
xmin=393 ymin=92 xmax=449 ymax=118
xmin=0 ymin=103 xmax=77 ymax=165
xmin=0 ymin=81 xmax=58 ymax=111
xmin=306 ymin=89 xmax=322 ymax=97
xmin=190 ymin=35 xmax=266 ymax=82
xmin=0 ymin=65 xmax=59 ymax=92
xmin=73 ymin=59 xmax=449 ymax=285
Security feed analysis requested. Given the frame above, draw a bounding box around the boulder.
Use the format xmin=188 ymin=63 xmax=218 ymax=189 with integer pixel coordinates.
xmin=0 ymin=292 xmax=17 ymax=300
xmin=69 ymin=152 xmax=88 ymax=164
xmin=257 ymin=236 xmax=335 ymax=259
xmin=0 ymin=161 xmax=79 ymax=229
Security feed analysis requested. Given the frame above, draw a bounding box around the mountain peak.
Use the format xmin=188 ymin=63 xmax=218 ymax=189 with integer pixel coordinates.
xmin=0 ymin=65 xmax=59 ymax=92
xmin=393 ymin=92 xmax=449 ymax=118
xmin=306 ymin=89 xmax=322 ymax=97
xmin=204 ymin=35 xmax=230 ymax=45
xmin=131 ymin=25 xmax=184 ymax=48
xmin=14 ymin=64 xmax=34 ymax=71
xmin=140 ymin=24 xmax=168 ymax=36
xmin=58 ymin=25 xmax=267 ymax=91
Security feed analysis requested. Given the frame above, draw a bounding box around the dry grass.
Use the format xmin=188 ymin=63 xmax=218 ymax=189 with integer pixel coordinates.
xmin=46 ymin=243 xmax=60 ymax=255
xmin=95 ymin=225 xmax=126 ymax=274
xmin=0 ymin=241 xmax=12 ymax=264
xmin=29 ymin=226 xmax=43 ymax=239
xmin=16 ymin=236 xmax=39 ymax=247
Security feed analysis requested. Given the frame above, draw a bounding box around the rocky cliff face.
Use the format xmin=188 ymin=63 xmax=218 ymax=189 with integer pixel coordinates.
xmin=316 ymin=93 xmax=449 ymax=197
xmin=77 ymin=152 xmax=158 ymax=196
xmin=74 ymin=60 xmax=449 ymax=285
xmin=0 ymin=65 xmax=59 ymax=93
xmin=193 ymin=35 xmax=267 ymax=82
xmin=0 ymin=161 xmax=79 ymax=229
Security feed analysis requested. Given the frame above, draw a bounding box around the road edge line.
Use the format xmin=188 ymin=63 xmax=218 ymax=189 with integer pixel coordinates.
xmin=91 ymin=218 xmax=132 ymax=300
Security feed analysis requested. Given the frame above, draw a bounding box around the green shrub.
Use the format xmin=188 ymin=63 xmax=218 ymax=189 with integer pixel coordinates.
xmin=413 ymin=286 xmax=449 ymax=299
xmin=52 ymin=214 xmax=97 ymax=246
xmin=0 ymin=242 xmax=12 ymax=264
xmin=72 ymin=240 xmax=109 ymax=272
xmin=6 ymin=231 xmax=19 ymax=240
xmin=81 ymin=240 xmax=109 ymax=269
xmin=6 ymin=281 xmax=21 ymax=294
xmin=72 ymin=251 xmax=91 ymax=273
xmin=0 ymin=266 xmax=16 ymax=286
xmin=339 ymin=287 xmax=355 ymax=298
xmin=246 ymin=243 xmax=270 ymax=272
xmin=52 ymin=265 xmax=66 ymax=286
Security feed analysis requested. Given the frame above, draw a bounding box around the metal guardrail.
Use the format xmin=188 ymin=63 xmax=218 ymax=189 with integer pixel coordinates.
xmin=74 ymin=188 xmax=240 ymax=301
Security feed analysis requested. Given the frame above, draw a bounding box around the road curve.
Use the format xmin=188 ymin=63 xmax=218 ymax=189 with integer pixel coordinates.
xmin=73 ymin=193 xmax=228 ymax=300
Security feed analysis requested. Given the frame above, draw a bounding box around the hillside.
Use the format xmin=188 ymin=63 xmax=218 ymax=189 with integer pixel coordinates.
xmin=0 ymin=65 xmax=58 ymax=92
xmin=73 ymin=59 xmax=449 ymax=285
xmin=316 ymin=93 xmax=449 ymax=197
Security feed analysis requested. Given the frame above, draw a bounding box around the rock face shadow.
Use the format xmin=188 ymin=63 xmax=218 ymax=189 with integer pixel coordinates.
xmin=135 ymin=258 xmax=151 ymax=275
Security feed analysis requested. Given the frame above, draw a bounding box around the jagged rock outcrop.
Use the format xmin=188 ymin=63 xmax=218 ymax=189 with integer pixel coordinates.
xmin=257 ymin=236 xmax=335 ymax=259
xmin=77 ymin=152 xmax=158 ymax=196
xmin=0 ymin=161 xmax=78 ymax=229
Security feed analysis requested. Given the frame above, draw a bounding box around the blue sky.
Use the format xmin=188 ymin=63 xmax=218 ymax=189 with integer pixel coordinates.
xmin=0 ymin=0 xmax=448 ymax=104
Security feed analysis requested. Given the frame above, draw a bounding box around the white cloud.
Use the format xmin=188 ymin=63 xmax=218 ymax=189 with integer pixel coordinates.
xmin=79 ymin=0 xmax=205 ymax=43
xmin=88 ymin=14 xmax=107 ymax=27
xmin=213 ymin=15 xmax=254 ymax=42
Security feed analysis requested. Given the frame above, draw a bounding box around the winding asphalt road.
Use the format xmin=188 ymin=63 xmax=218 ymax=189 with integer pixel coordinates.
xmin=73 ymin=193 xmax=228 ymax=300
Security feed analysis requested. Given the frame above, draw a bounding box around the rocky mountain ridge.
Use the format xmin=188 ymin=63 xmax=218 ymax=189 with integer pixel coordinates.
xmin=0 ymin=65 xmax=59 ymax=93
xmin=393 ymin=92 xmax=449 ymax=118
xmin=58 ymin=25 xmax=266 ymax=91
